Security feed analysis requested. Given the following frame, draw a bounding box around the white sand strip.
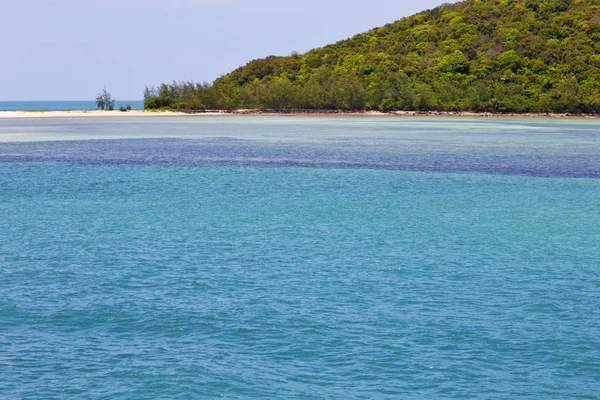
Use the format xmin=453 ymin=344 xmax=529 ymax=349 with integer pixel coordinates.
xmin=0 ymin=110 xmax=227 ymax=119
xmin=0 ymin=110 xmax=597 ymax=119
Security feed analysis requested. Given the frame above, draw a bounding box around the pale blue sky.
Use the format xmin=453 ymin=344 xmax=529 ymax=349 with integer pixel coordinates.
xmin=2 ymin=0 xmax=448 ymax=101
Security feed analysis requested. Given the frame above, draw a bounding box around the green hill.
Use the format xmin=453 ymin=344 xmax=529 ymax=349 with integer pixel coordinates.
xmin=145 ymin=0 xmax=600 ymax=113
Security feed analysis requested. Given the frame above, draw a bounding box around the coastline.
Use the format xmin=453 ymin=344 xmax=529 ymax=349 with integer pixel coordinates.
xmin=0 ymin=110 xmax=189 ymax=119
xmin=0 ymin=109 xmax=599 ymax=119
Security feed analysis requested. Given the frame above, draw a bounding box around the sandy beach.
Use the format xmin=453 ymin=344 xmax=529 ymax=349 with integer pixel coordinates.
xmin=0 ymin=109 xmax=598 ymax=119
xmin=0 ymin=110 xmax=193 ymax=119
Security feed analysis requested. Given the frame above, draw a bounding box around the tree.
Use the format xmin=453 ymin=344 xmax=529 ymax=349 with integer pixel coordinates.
xmin=142 ymin=0 xmax=600 ymax=114
xmin=96 ymin=88 xmax=115 ymax=110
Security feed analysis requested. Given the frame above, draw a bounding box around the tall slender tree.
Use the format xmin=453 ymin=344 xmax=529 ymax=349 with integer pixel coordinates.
xmin=96 ymin=88 xmax=115 ymax=110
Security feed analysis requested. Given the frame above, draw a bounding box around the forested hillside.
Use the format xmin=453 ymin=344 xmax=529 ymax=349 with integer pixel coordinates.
xmin=145 ymin=0 xmax=600 ymax=113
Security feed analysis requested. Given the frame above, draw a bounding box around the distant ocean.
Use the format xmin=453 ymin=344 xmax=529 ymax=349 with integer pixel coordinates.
xmin=0 ymin=100 xmax=145 ymax=111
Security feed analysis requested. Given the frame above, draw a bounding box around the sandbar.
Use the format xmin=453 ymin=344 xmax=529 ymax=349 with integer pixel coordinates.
xmin=0 ymin=109 xmax=598 ymax=119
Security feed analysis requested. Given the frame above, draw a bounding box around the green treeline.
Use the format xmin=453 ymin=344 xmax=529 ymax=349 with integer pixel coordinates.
xmin=145 ymin=0 xmax=600 ymax=113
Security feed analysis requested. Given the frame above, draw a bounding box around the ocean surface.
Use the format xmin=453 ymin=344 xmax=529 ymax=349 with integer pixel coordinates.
xmin=0 ymin=117 xmax=599 ymax=399
xmin=0 ymin=100 xmax=144 ymax=111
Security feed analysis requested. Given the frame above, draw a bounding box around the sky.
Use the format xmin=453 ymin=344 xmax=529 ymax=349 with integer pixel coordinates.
xmin=1 ymin=0 xmax=448 ymax=101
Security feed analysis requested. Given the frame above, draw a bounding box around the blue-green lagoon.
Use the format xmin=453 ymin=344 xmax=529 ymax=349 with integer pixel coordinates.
xmin=0 ymin=117 xmax=599 ymax=398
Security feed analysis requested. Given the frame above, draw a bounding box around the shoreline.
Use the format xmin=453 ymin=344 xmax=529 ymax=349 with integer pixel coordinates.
xmin=0 ymin=109 xmax=599 ymax=119
xmin=0 ymin=110 xmax=189 ymax=119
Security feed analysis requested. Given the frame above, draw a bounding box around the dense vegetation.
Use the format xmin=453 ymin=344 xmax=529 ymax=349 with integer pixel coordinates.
xmin=145 ymin=0 xmax=600 ymax=113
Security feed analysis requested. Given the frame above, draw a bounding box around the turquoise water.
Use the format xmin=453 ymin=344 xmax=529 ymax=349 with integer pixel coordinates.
xmin=0 ymin=100 xmax=144 ymax=111
xmin=1 ymin=117 xmax=599 ymax=398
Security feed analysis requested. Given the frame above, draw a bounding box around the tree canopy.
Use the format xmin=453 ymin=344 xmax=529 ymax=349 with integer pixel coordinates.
xmin=96 ymin=88 xmax=115 ymax=111
xmin=145 ymin=0 xmax=600 ymax=113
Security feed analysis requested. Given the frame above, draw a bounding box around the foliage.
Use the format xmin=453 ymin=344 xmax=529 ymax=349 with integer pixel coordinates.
xmin=96 ymin=88 xmax=115 ymax=111
xmin=145 ymin=0 xmax=600 ymax=113
xmin=118 ymin=104 xmax=132 ymax=112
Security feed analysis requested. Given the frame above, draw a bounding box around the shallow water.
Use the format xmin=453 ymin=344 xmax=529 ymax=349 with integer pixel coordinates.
xmin=1 ymin=117 xmax=599 ymax=399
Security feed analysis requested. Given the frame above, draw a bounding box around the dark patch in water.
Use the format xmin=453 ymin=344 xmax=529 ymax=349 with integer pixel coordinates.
xmin=0 ymin=138 xmax=599 ymax=178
